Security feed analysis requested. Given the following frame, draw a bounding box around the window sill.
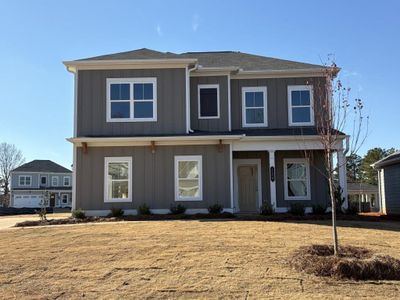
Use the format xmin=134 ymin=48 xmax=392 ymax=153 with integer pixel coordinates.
xmin=107 ymin=118 xmax=157 ymax=123
xmin=104 ymin=199 xmax=132 ymax=203
xmin=175 ymin=198 xmax=203 ymax=202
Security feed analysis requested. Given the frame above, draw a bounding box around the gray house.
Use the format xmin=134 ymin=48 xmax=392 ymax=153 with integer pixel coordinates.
xmin=10 ymin=160 xmax=72 ymax=208
xmin=64 ymin=48 xmax=348 ymax=216
xmin=373 ymin=151 xmax=400 ymax=215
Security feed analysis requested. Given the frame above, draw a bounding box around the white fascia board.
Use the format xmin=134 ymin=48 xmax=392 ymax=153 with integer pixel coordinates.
xmin=63 ymin=58 xmax=198 ymax=72
xmin=232 ymin=68 xmax=334 ymax=79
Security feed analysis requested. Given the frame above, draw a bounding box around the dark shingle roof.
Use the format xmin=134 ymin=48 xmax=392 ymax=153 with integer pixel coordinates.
xmin=74 ymin=48 xmax=325 ymax=71
xmin=12 ymin=160 xmax=71 ymax=173
xmin=373 ymin=151 xmax=400 ymax=169
xmin=348 ymin=182 xmax=378 ymax=193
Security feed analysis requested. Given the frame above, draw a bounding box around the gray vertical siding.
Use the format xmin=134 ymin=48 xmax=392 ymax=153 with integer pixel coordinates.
xmin=11 ymin=172 xmax=72 ymax=189
xmin=75 ymin=145 xmax=231 ymax=211
xmin=275 ymin=150 xmax=329 ymax=208
xmin=77 ymin=68 xmax=187 ymax=137
xmin=190 ymin=76 xmax=229 ymax=132
xmin=382 ymin=164 xmax=400 ymax=214
xmin=230 ymin=77 xmax=326 ymax=130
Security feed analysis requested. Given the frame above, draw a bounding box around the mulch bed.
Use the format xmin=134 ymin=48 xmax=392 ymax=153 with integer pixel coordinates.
xmin=290 ymin=244 xmax=400 ymax=280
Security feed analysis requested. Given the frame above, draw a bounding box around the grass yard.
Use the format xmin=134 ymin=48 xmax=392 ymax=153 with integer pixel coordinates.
xmin=0 ymin=220 xmax=400 ymax=299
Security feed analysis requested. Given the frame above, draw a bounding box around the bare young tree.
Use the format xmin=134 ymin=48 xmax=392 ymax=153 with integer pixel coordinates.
xmin=310 ymin=61 xmax=368 ymax=255
xmin=0 ymin=143 xmax=25 ymax=195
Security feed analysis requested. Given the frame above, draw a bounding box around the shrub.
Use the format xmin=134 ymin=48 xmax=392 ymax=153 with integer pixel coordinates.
xmin=260 ymin=202 xmax=274 ymax=215
xmin=109 ymin=207 xmax=124 ymax=218
xmin=72 ymin=208 xmax=86 ymax=219
xmin=346 ymin=202 xmax=359 ymax=215
xmin=312 ymin=204 xmax=327 ymax=215
xmin=289 ymin=203 xmax=305 ymax=216
xmin=138 ymin=203 xmax=151 ymax=215
xmin=170 ymin=204 xmax=186 ymax=214
xmin=208 ymin=203 xmax=223 ymax=214
xmin=334 ymin=185 xmax=345 ymax=213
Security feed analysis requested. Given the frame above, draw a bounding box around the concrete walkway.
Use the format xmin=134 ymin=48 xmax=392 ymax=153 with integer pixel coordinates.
xmin=0 ymin=213 xmax=70 ymax=230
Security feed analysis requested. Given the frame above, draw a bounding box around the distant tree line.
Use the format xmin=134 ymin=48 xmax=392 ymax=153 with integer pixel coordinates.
xmin=346 ymin=147 xmax=397 ymax=185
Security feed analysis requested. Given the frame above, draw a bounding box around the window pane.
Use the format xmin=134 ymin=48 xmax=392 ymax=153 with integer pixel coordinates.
xmin=134 ymin=102 xmax=153 ymax=118
xmin=41 ymin=177 xmax=46 ymax=184
xmin=291 ymin=91 xmax=301 ymax=106
xmin=288 ymin=180 xmax=307 ymax=197
xmin=300 ymin=90 xmax=310 ymax=105
xmin=143 ymin=83 xmax=153 ymax=99
xmin=178 ymin=179 xmax=200 ymax=197
xmin=246 ymin=108 xmax=264 ymax=124
xmin=110 ymin=84 xmax=130 ymax=100
xmin=111 ymin=102 xmax=130 ymax=119
xmin=108 ymin=162 xmax=129 ymax=180
xmin=26 ymin=177 xmax=31 ymax=185
xmin=287 ymin=163 xmax=306 ymax=180
xmin=245 ymin=92 xmax=255 ymax=107
xmin=292 ymin=107 xmax=311 ymax=123
xmin=254 ymin=92 xmax=264 ymax=106
xmin=178 ymin=161 xmax=199 ymax=179
xmin=110 ymin=181 xmax=129 ymax=199
xmin=134 ymin=83 xmax=143 ymax=100
xmin=200 ymin=88 xmax=218 ymax=117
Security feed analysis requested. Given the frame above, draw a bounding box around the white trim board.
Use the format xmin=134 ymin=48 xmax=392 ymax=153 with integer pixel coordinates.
xmin=197 ymin=84 xmax=220 ymax=119
xmin=287 ymin=85 xmax=315 ymax=126
xmin=174 ymin=155 xmax=203 ymax=201
xmin=104 ymin=157 xmax=132 ymax=203
xmin=283 ymin=158 xmax=311 ymax=201
xmin=241 ymin=86 xmax=268 ymax=128
xmin=233 ymin=159 xmax=262 ymax=213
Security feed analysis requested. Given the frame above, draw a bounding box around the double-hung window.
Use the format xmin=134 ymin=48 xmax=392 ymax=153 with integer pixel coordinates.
xmin=198 ymin=84 xmax=220 ymax=119
xmin=242 ymin=87 xmax=268 ymax=127
xmin=174 ymin=156 xmax=202 ymax=201
xmin=288 ymin=85 xmax=314 ymax=126
xmin=63 ymin=176 xmax=71 ymax=186
xmin=107 ymin=78 xmax=157 ymax=122
xmin=284 ymin=158 xmax=311 ymax=200
xmin=104 ymin=157 xmax=132 ymax=203
xmin=52 ymin=176 xmax=59 ymax=186
xmin=19 ymin=175 xmax=31 ymax=186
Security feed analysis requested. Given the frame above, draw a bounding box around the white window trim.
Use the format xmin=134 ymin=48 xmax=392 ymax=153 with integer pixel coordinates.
xmin=106 ymin=77 xmax=157 ymax=123
xmin=283 ymin=158 xmax=311 ymax=201
xmin=63 ymin=176 xmax=71 ymax=186
xmin=287 ymin=85 xmax=315 ymax=126
xmin=61 ymin=193 xmax=69 ymax=204
xmin=18 ymin=175 xmax=32 ymax=186
xmin=241 ymin=86 xmax=268 ymax=127
xmin=198 ymin=84 xmax=220 ymax=119
xmin=51 ymin=176 xmax=59 ymax=187
xmin=104 ymin=157 xmax=132 ymax=203
xmin=174 ymin=155 xmax=203 ymax=201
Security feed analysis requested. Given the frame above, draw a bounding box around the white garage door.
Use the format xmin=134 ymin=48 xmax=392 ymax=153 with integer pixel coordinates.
xmin=13 ymin=195 xmax=44 ymax=208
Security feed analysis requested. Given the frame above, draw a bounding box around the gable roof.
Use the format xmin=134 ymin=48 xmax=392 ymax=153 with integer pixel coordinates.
xmin=70 ymin=48 xmax=326 ymax=72
xmin=12 ymin=160 xmax=72 ymax=173
xmin=372 ymin=151 xmax=400 ymax=169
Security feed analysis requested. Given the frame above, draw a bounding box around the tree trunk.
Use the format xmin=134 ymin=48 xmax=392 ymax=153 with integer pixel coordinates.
xmin=3 ymin=179 xmax=9 ymax=195
xmin=328 ymin=174 xmax=339 ymax=255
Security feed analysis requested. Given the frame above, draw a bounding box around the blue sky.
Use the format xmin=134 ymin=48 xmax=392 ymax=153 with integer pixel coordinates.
xmin=0 ymin=0 xmax=399 ymax=168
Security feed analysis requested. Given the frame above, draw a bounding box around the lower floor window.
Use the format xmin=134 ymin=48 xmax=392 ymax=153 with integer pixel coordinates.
xmin=61 ymin=194 xmax=69 ymax=204
xmin=284 ymin=158 xmax=310 ymax=200
xmin=104 ymin=157 xmax=132 ymax=202
xmin=174 ymin=155 xmax=202 ymax=201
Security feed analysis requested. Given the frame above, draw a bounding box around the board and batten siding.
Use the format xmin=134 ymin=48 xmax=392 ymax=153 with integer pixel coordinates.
xmin=382 ymin=164 xmax=400 ymax=214
xmin=190 ymin=76 xmax=229 ymax=132
xmin=77 ymin=68 xmax=187 ymax=137
xmin=230 ymin=77 xmax=326 ymax=130
xmin=75 ymin=145 xmax=231 ymax=211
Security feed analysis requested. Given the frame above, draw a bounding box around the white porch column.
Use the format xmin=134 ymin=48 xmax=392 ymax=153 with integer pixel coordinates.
xmin=269 ymin=150 xmax=277 ymax=210
xmin=337 ymin=149 xmax=348 ymax=210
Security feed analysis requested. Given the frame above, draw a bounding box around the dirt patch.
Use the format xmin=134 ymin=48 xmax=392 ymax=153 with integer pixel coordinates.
xmin=290 ymin=244 xmax=400 ymax=280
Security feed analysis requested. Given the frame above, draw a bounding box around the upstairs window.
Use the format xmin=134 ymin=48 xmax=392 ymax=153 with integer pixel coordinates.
xmin=40 ymin=176 xmax=47 ymax=185
xmin=19 ymin=175 xmax=32 ymax=186
xmin=107 ymin=78 xmax=157 ymax=122
xmin=174 ymin=156 xmax=202 ymax=201
xmin=52 ymin=176 xmax=59 ymax=186
xmin=242 ymin=87 xmax=268 ymax=127
xmin=63 ymin=176 xmax=71 ymax=186
xmin=284 ymin=158 xmax=311 ymax=200
xmin=198 ymin=84 xmax=220 ymax=119
xmin=288 ymin=85 xmax=314 ymax=126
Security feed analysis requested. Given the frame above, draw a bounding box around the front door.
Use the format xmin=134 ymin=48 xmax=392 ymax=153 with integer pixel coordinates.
xmin=50 ymin=193 xmax=56 ymax=207
xmin=237 ymin=164 xmax=259 ymax=212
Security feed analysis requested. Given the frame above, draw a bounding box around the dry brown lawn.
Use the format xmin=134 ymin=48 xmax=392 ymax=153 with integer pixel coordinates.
xmin=0 ymin=220 xmax=400 ymax=299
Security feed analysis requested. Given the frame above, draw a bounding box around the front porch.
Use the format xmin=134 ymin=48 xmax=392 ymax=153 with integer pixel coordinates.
xmin=230 ymin=138 xmax=348 ymax=214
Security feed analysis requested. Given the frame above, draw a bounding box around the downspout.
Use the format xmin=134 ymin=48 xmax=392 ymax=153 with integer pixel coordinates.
xmin=186 ymin=64 xmax=198 ymax=133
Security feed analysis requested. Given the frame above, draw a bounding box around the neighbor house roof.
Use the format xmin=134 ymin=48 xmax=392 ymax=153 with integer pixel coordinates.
xmin=372 ymin=151 xmax=400 ymax=169
xmin=69 ymin=48 xmax=327 ymax=72
xmin=12 ymin=160 xmax=72 ymax=173
xmin=347 ymin=182 xmax=379 ymax=193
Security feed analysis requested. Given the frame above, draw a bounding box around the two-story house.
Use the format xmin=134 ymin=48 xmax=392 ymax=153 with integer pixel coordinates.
xmin=10 ymin=160 xmax=72 ymax=208
xmin=64 ymin=48 xmax=348 ymax=216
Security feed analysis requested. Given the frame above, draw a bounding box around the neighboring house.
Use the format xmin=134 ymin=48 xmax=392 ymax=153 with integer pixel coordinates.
xmin=10 ymin=160 xmax=72 ymax=208
xmin=372 ymin=151 xmax=400 ymax=215
xmin=64 ymin=48 xmax=348 ymax=216
xmin=347 ymin=182 xmax=379 ymax=212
